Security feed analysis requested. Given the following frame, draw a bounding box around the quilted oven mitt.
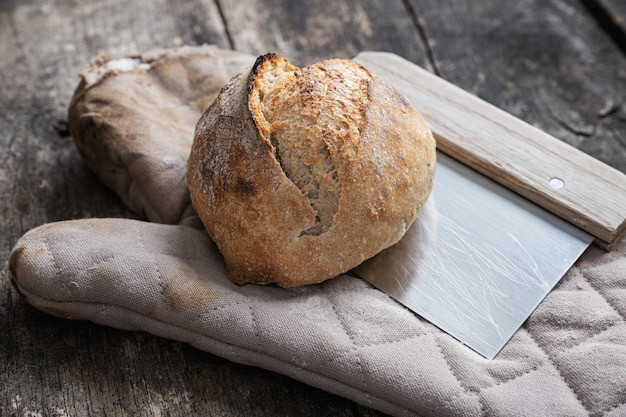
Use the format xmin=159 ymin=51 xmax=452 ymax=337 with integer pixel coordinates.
xmin=9 ymin=45 xmax=626 ymax=417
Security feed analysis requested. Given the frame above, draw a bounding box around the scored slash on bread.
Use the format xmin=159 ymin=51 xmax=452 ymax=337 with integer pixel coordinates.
xmin=251 ymin=54 xmax=362 ymax=236
xmin=188 ymin=53 xmax=436 ymax=288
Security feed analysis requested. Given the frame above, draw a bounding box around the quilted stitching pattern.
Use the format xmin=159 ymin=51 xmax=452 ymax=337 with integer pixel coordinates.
xmin=9 ymin=218 xmax=626 ymax=417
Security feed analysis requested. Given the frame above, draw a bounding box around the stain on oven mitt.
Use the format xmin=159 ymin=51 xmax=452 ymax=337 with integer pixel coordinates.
xmin=8 ymin=46 xmax=626 ymax=417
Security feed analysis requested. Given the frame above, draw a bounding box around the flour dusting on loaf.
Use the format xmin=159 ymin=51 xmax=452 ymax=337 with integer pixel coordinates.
xmin=188 ymin=53 xmax=436 ymax=288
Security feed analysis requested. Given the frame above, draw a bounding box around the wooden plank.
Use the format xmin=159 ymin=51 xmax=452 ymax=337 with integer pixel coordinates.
xmin=218 ymin=0 xmax=429 ymax=67
xmin=355 ymin=52 xmax=626 ymax=248
xmin=0 ymin=1 xmax=360 ymax=416
xmin=407 ymin=0 xmax=626 ymax=176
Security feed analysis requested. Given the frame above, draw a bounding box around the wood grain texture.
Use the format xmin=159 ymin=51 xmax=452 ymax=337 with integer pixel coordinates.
xmin=218 ymin=0 xmax=429 ymax=67
xmin=355 ymin=52 xmax=626 ymax=247
xmin=408 ymin=0 xmax=626 ymax=174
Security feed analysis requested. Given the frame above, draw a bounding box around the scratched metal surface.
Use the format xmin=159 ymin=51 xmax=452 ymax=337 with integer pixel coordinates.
xmin=355 ymin=152 xmax=593 ymax=359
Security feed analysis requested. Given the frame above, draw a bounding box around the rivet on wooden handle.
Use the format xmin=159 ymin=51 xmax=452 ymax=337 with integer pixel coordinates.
xmin=354 ymin=51 xmax=626 ymax=249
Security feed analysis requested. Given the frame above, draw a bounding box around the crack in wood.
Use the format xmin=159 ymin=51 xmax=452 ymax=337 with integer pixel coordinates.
xmin=580 ymin=0 xmax=626 ymax=55
xmin=402 ymin=0 xmax=440 ymax=75
xmin=215 ymin=0 xmax=235 ymax=49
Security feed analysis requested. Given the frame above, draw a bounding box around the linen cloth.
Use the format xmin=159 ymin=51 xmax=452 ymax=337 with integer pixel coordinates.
xmin=9 ymin=45 xmax=626 ymax=417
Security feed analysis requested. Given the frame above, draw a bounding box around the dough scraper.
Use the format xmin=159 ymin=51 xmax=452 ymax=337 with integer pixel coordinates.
xmin=352 ymin=52 xmax=626 ymax=359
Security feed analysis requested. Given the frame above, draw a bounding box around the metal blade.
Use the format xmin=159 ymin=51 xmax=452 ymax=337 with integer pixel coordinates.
xmin=354 ymin=152 xmax=593 ymax=359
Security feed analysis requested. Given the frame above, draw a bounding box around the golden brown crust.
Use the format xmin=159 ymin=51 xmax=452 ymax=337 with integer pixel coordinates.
xmin=188 ymin=53 xmax=436 ymax=288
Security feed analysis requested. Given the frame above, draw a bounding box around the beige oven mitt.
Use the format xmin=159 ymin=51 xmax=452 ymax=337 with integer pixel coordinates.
xmin=9 ymin=46 xmax=626 ymax=417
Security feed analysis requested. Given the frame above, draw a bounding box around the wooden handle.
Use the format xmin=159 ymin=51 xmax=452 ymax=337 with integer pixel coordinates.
xmin=354 ymin=51 xmax=626 ymax=249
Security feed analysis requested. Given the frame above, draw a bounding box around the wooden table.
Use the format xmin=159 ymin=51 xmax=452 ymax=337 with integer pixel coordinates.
xmin=2 ymin=1 xmax=625 ymax=415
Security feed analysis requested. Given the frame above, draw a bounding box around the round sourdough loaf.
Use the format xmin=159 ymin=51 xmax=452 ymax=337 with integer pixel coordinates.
xmin=188 ymin=53 xmax=436 ymax=287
